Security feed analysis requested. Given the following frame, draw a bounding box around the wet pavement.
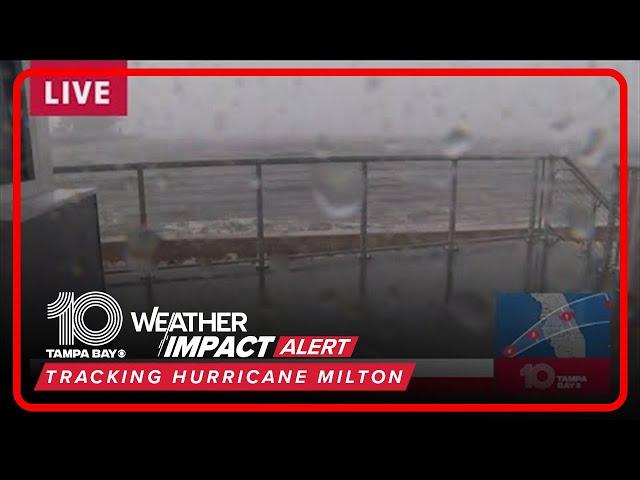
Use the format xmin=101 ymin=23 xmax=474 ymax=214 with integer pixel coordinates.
xmin=106 ymin=237 xmax=618 ymax=359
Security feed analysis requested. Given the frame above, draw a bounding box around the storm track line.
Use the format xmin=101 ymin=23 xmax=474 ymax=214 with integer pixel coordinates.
xmin=509 ymin=293 xmax=608 ymax=347
xmin=511 ymin=321 xmax=610 ymax=358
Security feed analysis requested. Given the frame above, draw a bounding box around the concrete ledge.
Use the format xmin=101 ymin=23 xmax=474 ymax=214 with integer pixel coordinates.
xmin=100 ymin=226 xmax=614 ymax=265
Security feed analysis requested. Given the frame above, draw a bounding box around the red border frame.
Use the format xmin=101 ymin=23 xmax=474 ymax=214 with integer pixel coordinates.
xmin=12 ymin=67 xmax=629 ymax=412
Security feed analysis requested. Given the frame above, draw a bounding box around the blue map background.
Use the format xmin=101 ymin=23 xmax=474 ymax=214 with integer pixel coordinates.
xmin=495 ymin=293 xmax=611 ymax=358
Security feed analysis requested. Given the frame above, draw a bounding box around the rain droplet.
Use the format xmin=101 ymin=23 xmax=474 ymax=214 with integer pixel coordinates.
xmin=249 ymin=178 xmax=261 ymax=190
xmin=383 ymin=140 xmax=404 ymax=153
xmin=442 ymin=126 xmax=472 ymax=158
xmin=550 ymin=114 xmax=574 ymax=133
xmin=365 ymin=77 xmax=382 ymax=91
xmin=562 ymin=204 xmax=595 ymax=242
xmin=403 ymin=101 xmax=414 ymax=118
xmin=155 ymin=175 xmax=169 ymax=192
xmin=313 ymin=134 xmax=332 ymax=159
xmin=125 ymin=227 xmax=160 ymax=273
xmin=172 ymin=79 xmax=184 ymax=96
xmin=213 ymin=111 xmax=227 ymax=131
xmin=312 ymin=164 xmax=363 ymax=220
xmin=578 ymin=128 xmax=607 ymax=167
xmin=382 ymin=117 xmax=393 ymax=133
xmin=501 ymin=108 xmax=513 ymax=120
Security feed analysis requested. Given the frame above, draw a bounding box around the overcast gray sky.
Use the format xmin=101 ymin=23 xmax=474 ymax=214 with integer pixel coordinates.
xmin=90 ymin=60 xmax=640 ymax=162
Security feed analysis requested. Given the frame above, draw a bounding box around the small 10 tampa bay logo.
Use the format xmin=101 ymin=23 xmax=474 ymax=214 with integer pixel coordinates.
xmin=46 ymin=291 xmax=127 ymax=359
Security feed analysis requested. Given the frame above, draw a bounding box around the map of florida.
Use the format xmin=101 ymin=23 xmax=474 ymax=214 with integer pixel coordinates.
xmin=531 ymin=293 xmax=586 ymax=358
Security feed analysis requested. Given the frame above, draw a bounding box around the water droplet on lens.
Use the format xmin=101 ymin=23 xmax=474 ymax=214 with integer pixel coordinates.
xmin=213 ymin=111 xmax=227 ymax=131
xmin=550 ymin=114 xmax=574 ymax=133
xmin=365 ymin=77 xmax=382 ymax=91
xmin=383 ymin=140 xmax=404 ymax=153
xmin=312 ymin=164 xmax=363 ymax=220
xmin=442 ymin=126 xmax=472 ymax=158
xmin=313 ymin=134 xmax=332 ymax=159
xmin=562 ymin=204 xmax=595 ymax=242
xmin=578 ymin=128 xmax=607 ymax=167
xmin=172 ymin=79 xmax=184 ymax=96
xmin=125 ymin=227 xmax=160 ymax=273
xmin=155 ymin=175 xmax=169 ymax=192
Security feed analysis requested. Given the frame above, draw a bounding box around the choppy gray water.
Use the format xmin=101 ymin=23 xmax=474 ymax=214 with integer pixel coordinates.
xmin=51 ymin=137 xmax=615 ymax=240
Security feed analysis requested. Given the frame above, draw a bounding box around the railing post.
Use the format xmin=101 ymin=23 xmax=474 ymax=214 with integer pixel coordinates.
xmin=603 ymin=165 xmax=619 ymax=271
xmin=537 ymin=158 xmax=546 ymax=231
xmin=542 ymin=157 xmax=556 ymax=238
xmin=136 ymin=167 xmax=148 ymax=227
xmin=255 ymin=163 xmax=266 ymax=271
xmin=446 ymin=159 xmax=459 ymax=251
xmin=629 ymin=168 xmax=639 ymax=292
xmin=359 ymin=160 xmax=370 ymax=260
xmin=527 ymin=158 xmax=540 ymax=242
xmin=585 ymin=197 xmax=599 ymax=275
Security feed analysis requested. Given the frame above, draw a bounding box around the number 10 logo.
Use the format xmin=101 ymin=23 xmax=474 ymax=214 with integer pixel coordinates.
xmin=47 ymin=291 xmax=123 ymax=346
xmin=520 ymin=363 xmax=556 ymax=390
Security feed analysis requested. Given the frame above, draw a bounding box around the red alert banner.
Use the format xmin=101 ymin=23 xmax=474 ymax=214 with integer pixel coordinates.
xmin=35 ymin=362 xmax=415 ymax=391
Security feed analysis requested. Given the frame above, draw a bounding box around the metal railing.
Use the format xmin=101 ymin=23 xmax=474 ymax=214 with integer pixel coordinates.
xmin=53 ymin=154 xmax=618 ymax=272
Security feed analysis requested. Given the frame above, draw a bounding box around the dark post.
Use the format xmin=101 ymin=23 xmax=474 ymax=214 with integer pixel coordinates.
xmin=527 ymin=158 xmax=540 ymax=242
xmin=603 ymin=165 xmax=618 ymax=271
xmin=136 ymin=167 xmax=148 ymax=227
xmin=359 ymin=161 xmax=370 ymax=260
xmin=255 ymin=163 xmax=266 ymax=270
xmin=447 ymin=159 xmax=459 ymax=251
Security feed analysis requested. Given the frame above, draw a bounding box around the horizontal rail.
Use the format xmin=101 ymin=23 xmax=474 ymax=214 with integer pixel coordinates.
xmin=53 ymin=154 xmax=556 ymax=174
xmin=104 ymin=231 xmax=535 ymax=282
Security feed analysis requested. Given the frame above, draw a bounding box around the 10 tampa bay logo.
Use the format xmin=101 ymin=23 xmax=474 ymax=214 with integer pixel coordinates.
xmin=46 ymin=291 xmax=126 ymax=359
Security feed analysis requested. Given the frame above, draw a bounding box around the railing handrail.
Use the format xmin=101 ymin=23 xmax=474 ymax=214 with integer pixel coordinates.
xmin=52 ymin=153 xmax=557 ymax=174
